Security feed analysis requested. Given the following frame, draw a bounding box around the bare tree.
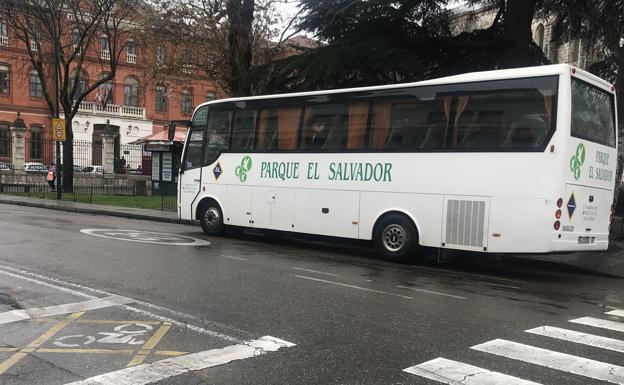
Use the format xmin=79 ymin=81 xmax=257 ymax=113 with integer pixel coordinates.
xmin=0 ymin=0 xmax=138 ymax=191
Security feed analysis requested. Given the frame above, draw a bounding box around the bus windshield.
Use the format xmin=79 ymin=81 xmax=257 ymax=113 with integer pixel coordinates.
xmin=571 ymin=78 xmax=616 ymax=147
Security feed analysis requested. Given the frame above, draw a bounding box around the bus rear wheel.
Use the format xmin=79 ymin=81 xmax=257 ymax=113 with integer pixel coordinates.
xmin=199 ymin=202 xmax=225 ymax=236
xmin=374 ymin=214 xmax=419 ymax=262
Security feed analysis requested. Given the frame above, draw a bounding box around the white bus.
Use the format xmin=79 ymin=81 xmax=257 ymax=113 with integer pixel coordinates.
xmin=178 ymin=64 xmax=618 ymax=261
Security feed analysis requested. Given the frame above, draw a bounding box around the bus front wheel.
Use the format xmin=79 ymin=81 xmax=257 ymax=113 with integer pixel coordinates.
xmin=374 ymin=214 xmax=419 ymax=262
xmin=199 ymin=202 xmax=225 ymax=236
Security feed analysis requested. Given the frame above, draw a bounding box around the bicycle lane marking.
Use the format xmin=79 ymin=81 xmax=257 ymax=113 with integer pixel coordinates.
xmin=0 ymin=312 xmax=85 ymax=375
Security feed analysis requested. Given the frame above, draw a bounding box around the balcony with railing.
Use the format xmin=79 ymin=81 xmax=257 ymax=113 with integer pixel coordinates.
xmin=78 ymin=101 xmax=146 ymax=119
xmin=0 ymin=36 xmax=7 ymax=47
xmin=101 ymin=49 xmax=110 ymax=60
xmin=127 ymin=52 xmax=136 ymax=64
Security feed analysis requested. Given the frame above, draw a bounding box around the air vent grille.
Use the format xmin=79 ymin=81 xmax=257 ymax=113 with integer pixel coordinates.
xmin=445 ymin=200 xmax=486 ymax=247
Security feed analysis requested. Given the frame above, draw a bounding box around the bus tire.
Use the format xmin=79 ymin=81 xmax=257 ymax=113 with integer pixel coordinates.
xmin=198 ymin=201 xmax=225 ymax=236
xmin=373 ymin=213 xmax=419 ymax=262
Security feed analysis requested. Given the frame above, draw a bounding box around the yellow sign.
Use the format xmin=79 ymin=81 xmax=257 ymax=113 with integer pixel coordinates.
xmin=52 ymin=118 xmax=66 ymax=142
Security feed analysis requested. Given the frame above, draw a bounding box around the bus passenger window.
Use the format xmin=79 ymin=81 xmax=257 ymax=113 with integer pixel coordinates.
xmin=256 ymin=109 xmax=279 ymax=151
xmin=231 ymin=109 xmax=257 ymax=151
xmin=204 ymin=110 xmax=231 ymax=165
xmin=277 ymin=107 xmax=300 ymax=150
xmin=302 ymin=103 xmax=348 ymax=151
xmin=347 ymin=103 xmax=368 ymax=150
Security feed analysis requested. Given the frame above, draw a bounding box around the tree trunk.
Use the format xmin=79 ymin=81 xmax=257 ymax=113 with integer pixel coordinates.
xmin=616 ymin=48 xmax=624 ymax=132
xmin=227 ymin=0 xmax=255 ymax=96
xmin=500 ymin=0 xmax=538 ymax=68
xmin=62 ymin=117 xmax=74 ymax=193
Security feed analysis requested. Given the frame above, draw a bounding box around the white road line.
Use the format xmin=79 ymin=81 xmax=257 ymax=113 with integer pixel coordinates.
xmin=396 ymin=285 xmax=467 ymax=300
xmin=0 ymin=296 xmax=134 ymax=325
xmin=403 ymin=357 xmax=542 ymax=385
xmin=203 ymin=252 xmax=248 ymax=261
xmin=0 ymin=266 xmax=245 ymax=343
xmin=526 ymin=326 xmax=624 ymax=353
xmin=293 ymin=275 xmax=415 ymax=300
xmin=471 ymin=339 xmax=624 ymax=384
xmin=292 ymin=267 xmax=340 ymax=277
xmin=64 ymin=336 xmax=295 ymax=385
xmin=570 ymin=317 xmax=624 ymax=333
xmin=606 ymin=309 xmax=624 ymax=318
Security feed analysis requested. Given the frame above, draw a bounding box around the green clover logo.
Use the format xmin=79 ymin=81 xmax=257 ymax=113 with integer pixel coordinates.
xmin=235 ymin=155 xmax=252 ymax=182
xmin=570 ymin=143 xmax=586 ymax=180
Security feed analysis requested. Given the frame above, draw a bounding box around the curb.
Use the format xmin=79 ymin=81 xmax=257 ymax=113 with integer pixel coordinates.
xmin=0 ymin=198 xmax=197 ymax=226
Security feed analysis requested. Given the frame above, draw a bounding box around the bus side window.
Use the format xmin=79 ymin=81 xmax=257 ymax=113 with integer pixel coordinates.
xmin=302 ymin=103 xmax=348 ymax=151
xmin=277 ymin=106 xmax=301 ymax=151
xmin=183 ymin=106 xmax=208 ymax=170
xmin=256 ymin=109 xmax=279 ymax=151
xmin=347 ymin=103 xmax=368 ymax=150
xmin=204 ymin=110 xmax=231 ymax=165
xmin=231 ymin=109 xmax=257 ymax=151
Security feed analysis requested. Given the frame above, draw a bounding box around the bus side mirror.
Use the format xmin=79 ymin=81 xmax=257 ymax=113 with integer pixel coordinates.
xmin=167 ymin=122 xmax=176 ymax=142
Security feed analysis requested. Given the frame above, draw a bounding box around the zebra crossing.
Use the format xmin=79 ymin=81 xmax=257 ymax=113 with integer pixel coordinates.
xmin=404 ymin=309 xmax=624 ymax=384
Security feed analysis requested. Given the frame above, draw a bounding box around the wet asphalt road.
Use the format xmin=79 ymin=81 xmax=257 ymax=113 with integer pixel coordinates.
xmin=0 ymin=204 xmax=623 ymax=385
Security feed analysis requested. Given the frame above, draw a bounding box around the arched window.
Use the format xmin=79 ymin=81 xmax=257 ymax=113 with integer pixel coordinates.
xmin=97 ymin=72 xmax=113 ymax=105
xmin=30 ymin=125 xmax=43 ymax=160
xmin=71 ymin=69 xmax=88 ymax=100
xmin=126 ymin=40 xmax=136 ymax=64
xmin=0 ymin=122 xmax=9 ymax=158
xmin=0 ymin=20 xmax=8 ymax=47
xmin=155 ymin=85 xmax=167 ymax=112
xmin=534 ymin=23 xmax=545 ymax=48
xmin=29 ymin=70 xmax=43 ymax=98
xmin=0 ymin=65 xmax=9 ymax=94
xmin=124 ymin=76 xmax=139 ymax=107
xmin=181 ymin=88 xmax=193 ymax=115
xmin=100 ymin=34 xmax=110 ymax=59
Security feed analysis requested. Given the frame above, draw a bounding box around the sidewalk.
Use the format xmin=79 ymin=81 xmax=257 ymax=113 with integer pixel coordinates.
xmin=0 ymin=194 xmax=194 ymax=225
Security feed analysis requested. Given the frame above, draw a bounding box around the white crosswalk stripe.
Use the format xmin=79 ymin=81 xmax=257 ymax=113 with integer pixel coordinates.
xmin=526 ymin=326 xmax=624 ymax=353
xmin=471 ymin=339 xmax=624 ymax=384
xmin=403 ymin=357 xmax=542 ymax=385
xmin=570 ymin=316 xmax=624 ymax=333
xmin=606 ymin=309 xmax=624 ymax=318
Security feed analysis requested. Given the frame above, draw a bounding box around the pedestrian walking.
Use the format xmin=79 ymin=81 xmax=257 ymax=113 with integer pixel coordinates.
xmin=47 ymin=163 xmax=56 ymax=191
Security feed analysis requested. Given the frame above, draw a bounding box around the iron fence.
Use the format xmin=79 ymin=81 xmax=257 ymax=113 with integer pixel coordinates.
xmin=0 ymin=133 xmax=12 ymax=171
xmin=0 ymin=182 xmax=177 ymax=211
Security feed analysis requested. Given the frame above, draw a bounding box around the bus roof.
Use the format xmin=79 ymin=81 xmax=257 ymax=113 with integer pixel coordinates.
xmin=196 ymin=64 xmax=614 ymax=112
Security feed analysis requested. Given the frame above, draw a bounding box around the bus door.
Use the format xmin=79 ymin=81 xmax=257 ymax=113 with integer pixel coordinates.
xmin=180 ymin=107 xmax=208 ymax=219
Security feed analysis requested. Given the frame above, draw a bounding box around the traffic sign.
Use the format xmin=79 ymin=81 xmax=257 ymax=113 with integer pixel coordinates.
xmin=52 ymin=118 xmax=66 ymax=142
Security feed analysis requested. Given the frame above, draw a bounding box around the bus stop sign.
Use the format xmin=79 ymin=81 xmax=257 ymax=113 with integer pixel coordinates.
xmin=53 ymin=119 xmax=66 ymax=142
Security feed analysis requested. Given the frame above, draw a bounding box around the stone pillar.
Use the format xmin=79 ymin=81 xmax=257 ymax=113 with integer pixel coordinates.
xmin=102 ymin=133 xmax=115 ymax=174
xmin=10 ymin=124 xmax=26 ymax=174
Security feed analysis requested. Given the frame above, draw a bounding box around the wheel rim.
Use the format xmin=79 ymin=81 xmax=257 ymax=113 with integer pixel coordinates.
xmin=204 ymin=207 xmax=221 ymax=230
xmin=382 ymin=224 xmax=406 ymax=252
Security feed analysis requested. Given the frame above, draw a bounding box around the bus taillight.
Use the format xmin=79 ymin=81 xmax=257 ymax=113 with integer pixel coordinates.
xmin=557 ymin=198 xmax=563 ymax=208
xmin=555 ymin=209 xmax=562 ymax=219
xmin=554 ymin=221 xmax=561 ymax=231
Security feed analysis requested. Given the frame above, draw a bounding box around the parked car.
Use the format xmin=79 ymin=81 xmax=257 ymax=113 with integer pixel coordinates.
xmin=73 ymin=165 xmax=83 ymax=172
xmin=82 ymin=165 xmax=104 ymax=174
xmin=128 ymin=168 xmax=142 ymax=175
xmin=0 ymin=162 xmax=11 ymax=171
xmin=24 ymin=162 xmax=48 ymax=173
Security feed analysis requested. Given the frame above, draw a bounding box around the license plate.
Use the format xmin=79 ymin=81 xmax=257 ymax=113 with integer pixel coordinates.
xmin=578 ymin=236 xmax=594 ymax=244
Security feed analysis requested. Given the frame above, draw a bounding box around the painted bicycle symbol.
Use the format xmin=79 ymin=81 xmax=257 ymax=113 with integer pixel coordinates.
xmin=570 ymin=143 xmax=586 ymax=180
xmin=235 ymin=156 xmax=253 ymax=182
xmin=53 ymin=323 xmax=154 ymax=347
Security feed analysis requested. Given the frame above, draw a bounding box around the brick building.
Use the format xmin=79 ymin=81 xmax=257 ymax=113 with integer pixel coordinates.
xmin=0 ymin=17 xmax=221 ymax=168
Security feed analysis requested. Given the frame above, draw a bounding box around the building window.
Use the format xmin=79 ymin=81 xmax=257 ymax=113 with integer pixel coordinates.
xmin=72 ymin=29 xmax=81 ymax=52
xmin=534 ymin=23 xmax=545 ymax=48
xmin=30 ymin=28 xmax=41 ymax=51
xmin=126 ymin=40 xmax=136 ymax=64
xmin=181 ymin=88 xmax=193 ymax=115
xmin=29 ymin=70 xmax=43 ymax=97
xmin=124 ymin=76 xmax=139 ymax=107
xmin=156 ymin=46 xmax=166 ymax=67
xmin=30 ymin=126 xmax=43 ymax=160
xmin=97 ymin=73 xmax=113 ymax=105
xmin=182 ymin=50 xmax=192 ymax=74
xmin=0 ymin=20 xmax=8 ymax=47
xmin=71 ymin=70 xmax=88 ymax=100
xmin=155 ymin=85 xmax=167 ymax=112
xmin=0 ymin=123 xmax=9 ymax=158
xmin=100 ymin=35 xmax=110 ymax=59
xmin=0 ymin=65 xmax=9 ymax=94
